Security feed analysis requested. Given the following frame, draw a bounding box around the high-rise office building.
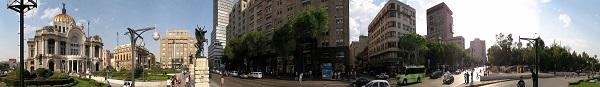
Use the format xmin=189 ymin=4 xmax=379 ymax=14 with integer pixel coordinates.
xmin=350 ymin=35 xmax=367 ymax=68
xmin=426 ymin=2 xmax=453 ymax=42
xmin=449 ymin=36 xmax=465 ymax=49
xmin=367 ymin=0 xmax=416 ymax=72
xmin=226 ymin=0 xmax=349 ymax=77
xmin=469 ymin=38 xmax=486 ymax=61
xmin=209 ymin=0 xmax=233 ymax=71
xmin=159 ymin=30 xmax=197 ymax=70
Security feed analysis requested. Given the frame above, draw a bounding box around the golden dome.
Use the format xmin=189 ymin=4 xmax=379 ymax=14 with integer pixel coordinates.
xmin=53 ymin=3 xmax=74 ymax=24
xmin=54 ymin=14 xmax=74 ymax=24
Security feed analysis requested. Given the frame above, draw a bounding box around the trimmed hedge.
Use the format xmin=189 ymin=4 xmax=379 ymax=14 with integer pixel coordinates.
xmin=0 ymin=77 xmax=75 ymax=86
xmin=48 ymin=73 xmax=70 ymax=79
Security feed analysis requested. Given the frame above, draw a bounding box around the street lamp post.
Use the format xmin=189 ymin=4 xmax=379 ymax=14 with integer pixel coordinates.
xmin=124 ymin=26 xmax=160 ymax=87
xmin=519 ymin=35 xmax=540 ymax=87
xmin=7 ymin=0 xmax=37 ymax=86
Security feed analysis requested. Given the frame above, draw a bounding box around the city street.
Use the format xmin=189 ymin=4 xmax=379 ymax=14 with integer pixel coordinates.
xmin=393 ymin=67 xmax=483 ymax=87
xmin=208 ymin=73 xmax=349 ymax=87
xmin=479 ymin=77 xmax=587 ymax=87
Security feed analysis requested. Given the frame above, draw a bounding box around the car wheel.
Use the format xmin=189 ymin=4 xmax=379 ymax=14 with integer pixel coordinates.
xmin=417 ymin=77 xmax=421 ymax=83
xmin=403 ymin=79 xmax=408 ymax=85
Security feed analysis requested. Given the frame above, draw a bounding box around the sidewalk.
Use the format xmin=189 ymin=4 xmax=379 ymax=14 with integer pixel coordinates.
xmin=458 ymin=79 xmax=513 ymax=87
xmin=84 ymin=75 xmax=169 ymax=87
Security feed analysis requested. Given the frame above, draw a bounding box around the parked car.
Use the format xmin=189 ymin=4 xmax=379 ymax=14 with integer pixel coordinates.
xmin=430 ymin=71 xmax=443 ymax=79
xmin=376 ymin=73 xmax=390 ymax=79
xmin=442 ymin=73 xmax=454 ymax=84
xmin=252 ymin=72 xmax=263 ymax=79
xmin=362 ymin=80 xmax=390 ymax=87
xmin=454 ymin=70 xmax=462 ymax=75
xmin=240 ymin=73 xmax=249 ymax=79
xmin=231 ymin=71 xmax=239 ymax=77
xmin=350 ymin=77 xmax=370 ymax=87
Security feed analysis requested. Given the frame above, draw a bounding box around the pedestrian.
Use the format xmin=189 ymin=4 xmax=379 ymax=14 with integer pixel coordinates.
xmin=517 ymin=76 xmax=525 ymax=87
xmin=221 ymin=75 xmax=225 ymax=87
xmin=295 ymin=72 xmax=298 ymax=80
xmin=167 ymin=77 xmax=172 ymax=87
xmin=185 ymin=75 xmax=190 ymax=86
xmin=471 ymin=69 xmax=474 ymax=83
xmin=299 ymin=73 xmax=304 ymax=84
xmin=465 ymin=72 xmax=469 ymax=84
xmin=104 ymin=77 xmax=110 ymax=84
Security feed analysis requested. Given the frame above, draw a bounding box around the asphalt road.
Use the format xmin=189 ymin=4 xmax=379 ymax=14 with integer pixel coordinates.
xmin=208 ymin=73 xmax=349 ymax=87
xmin=480 ymin=77 xmax=589 ymax=87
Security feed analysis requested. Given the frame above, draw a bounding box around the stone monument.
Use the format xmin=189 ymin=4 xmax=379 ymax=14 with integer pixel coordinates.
xmin=190 ymin=25 xmax=209 ymax=87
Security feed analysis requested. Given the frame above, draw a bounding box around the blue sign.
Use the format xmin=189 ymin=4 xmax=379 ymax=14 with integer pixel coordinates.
xmin=321 ymin=63 xmax=332 ymax=69
xmin=322 ymin=69 xmax=331 ymax=78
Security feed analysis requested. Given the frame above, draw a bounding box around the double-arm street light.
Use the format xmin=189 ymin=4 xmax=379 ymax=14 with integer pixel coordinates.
xmin=124 ymin=26 xmax=160 ymax=87
xmin=7 ymin=0 xmax=37 ymax=86
xmin=518 ymin=33 xmax=540 ymax=87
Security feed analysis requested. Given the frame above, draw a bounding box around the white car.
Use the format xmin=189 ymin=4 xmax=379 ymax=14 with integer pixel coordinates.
xmin=362 ymin=80 xmax=390 ymax=87
xmin=252 ymin=72 xmax=263 ymax=79
xmin=240 ymin=73 xmax=249 ymax=79
xmin=231 ymin=71 xmax=239 ymax=76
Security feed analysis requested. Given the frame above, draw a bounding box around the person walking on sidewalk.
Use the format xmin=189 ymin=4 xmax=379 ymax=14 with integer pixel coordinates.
xmin=221 ymin=75 xmax=225 ymax=87
xmin=167 ymin=77 xmax=172 ymax=87
xmin=299 ymin=73 xmax=304 ymax=84
xmin=517 ymin=76 xmax=525 ymax=87
xmin=464 ymin=72 xmax=469 ymax=84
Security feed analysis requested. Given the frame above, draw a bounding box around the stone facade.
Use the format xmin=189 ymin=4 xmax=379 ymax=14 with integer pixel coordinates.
xmin=25 ymin=4 xmax=104 ymax=73
xmin=112 ymin=44 xmax=153 ymax=70
xmin=159 ymin=30 xmax=197 ymax=70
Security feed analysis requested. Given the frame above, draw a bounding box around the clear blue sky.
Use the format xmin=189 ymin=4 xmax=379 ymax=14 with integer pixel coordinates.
xmin=0 ymin=0 xmax=215 ymax=61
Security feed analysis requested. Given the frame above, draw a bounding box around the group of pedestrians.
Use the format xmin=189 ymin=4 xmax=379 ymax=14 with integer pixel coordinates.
xmin=463 ymin=68 xmax=477 ymax=84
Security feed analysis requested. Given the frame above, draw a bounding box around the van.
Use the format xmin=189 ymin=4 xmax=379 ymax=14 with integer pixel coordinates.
xmin=252 ymin=72 xmax=263 ymax=79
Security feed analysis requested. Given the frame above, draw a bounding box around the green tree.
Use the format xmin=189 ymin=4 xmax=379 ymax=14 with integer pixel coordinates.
xmin=284 ymin=6 xmax=329 ymax=72
xmin=271 ymin=22 xmax=295 ymax=75
xmin=397 ymin=32 xmax=428 ymax=65
xmin=443 ymin=42 xmax=466 ymax=67
xmin=426 ymin=42 xmax=444 ymax=71
xmin=224 ymin=35 xmax=247 ymax=71
xmin=243 ymin=31 xmax=267 ymax=71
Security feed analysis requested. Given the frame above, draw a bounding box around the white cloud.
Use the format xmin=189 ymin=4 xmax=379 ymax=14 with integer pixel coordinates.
xmin=24 ymin=24 xmax=40 ymax=34
xmin=352 ymin=0 xmax=541 ymax=52
xmin=40 ymin=7 xmax=61 ymax=19
xmin=558 ymin=14 xmax=571 ymax=27
xmin=76 ymin=20 xmax=87 ymax=26
xmin=74 ymin=8 xmax=79 ymax=11
xmin=540 ymin=0 xmax=552 ymax=3
xmin=349 ymin=0 xmax=386 ymax=42
xmin=93 ymin=18 xmax=100 ymax=23
xmin=553 ymin=38 xmax=590 ymax=50
xmin=24 ymin=7 xmax=39 ymax=18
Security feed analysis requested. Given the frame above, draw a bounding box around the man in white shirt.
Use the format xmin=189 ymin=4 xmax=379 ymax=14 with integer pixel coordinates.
xmin=167 ymin=77 xmax=172 ymax=87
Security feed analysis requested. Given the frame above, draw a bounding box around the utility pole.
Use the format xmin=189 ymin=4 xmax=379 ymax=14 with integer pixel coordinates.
xmin=7 ymin=0 xmax=37 ymax=86
xmin=124 ymin=26 xmax=160 ymax=87
xmin=519 ymin=34 xmax=540 ymax=87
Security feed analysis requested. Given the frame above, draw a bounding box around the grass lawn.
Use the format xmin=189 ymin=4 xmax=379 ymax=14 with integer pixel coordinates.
xmin=72 ymin=77 xmax=110 ymax=87
xmin=569 ymin=82 xmax=600 ymax=87
xmin=136 ymin=75 xmax=172 ymax=81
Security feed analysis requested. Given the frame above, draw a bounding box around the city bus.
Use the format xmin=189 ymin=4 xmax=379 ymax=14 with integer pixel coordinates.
xmin=396 ymin=65 xmax=426 ymax=85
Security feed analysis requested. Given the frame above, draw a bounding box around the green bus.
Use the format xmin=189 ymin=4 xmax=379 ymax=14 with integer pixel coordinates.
xmin=396 ymin=65 xmax=426 ymax=85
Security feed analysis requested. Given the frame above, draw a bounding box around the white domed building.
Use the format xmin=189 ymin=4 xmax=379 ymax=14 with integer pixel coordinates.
xmin=25 ymin=4 xmax=104 ymax=73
